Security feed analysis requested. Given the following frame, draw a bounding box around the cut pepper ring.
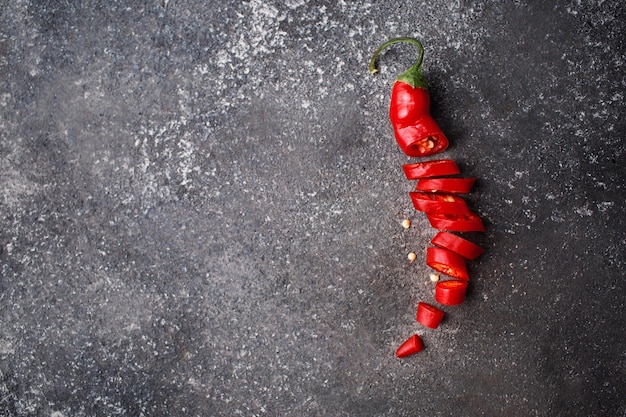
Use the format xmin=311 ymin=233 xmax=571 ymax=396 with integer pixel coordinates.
xmin=409 ymin=191 xmax=471 ymax=214
xmin=416 ymin=177 xmax=475 ymax=194
xmin=426 ymin=247 xmax=469 ymax=280
xmin=402 ymin=159 xmax=460 ymax=180
xmin=427 ymin=212 xmax=486 ymax=232
xmin=435 ymin=280 xmax=468 ymax=306
xmin=416 ymin=302 xmax=445 ymax=329
xmin=431 ymin=231 xmax=484 ymax=260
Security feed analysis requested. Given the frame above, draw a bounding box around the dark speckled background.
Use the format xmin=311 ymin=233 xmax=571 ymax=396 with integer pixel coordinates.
xmin=1 ymin=1 xmax=624 ymax=416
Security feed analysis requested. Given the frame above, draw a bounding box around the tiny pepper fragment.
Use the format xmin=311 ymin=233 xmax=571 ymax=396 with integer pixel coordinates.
xmin=396 ymin=334 xmax=424 ymax=358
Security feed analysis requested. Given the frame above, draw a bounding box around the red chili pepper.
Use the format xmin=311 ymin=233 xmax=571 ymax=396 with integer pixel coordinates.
xmin=416 ymin=302 xmax=445 ymax=329
xmin=431 ymin=231 xmax=484 ymax=260
xmin=402 ymin=159 xmax=460 ymax=180
xmin=426 ymin=247 xmax=469 ymax=280
xmin=409 ymin=192 xmax=470 ymax=214
xmin=415 ymin=177 xmax=476 ymax=194
xmin=426 ymin=212 xmax=486 ymax=232
xmin=369 ymin=38 xmax=449 ymax=157
xmin=435 ymin=280 xmax=468 ymax=306
xmin=396 ymin=334 xmax=424 ymax=358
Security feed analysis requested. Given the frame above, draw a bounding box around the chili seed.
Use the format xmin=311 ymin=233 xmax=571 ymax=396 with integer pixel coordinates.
xmin=429 ymin=273 xmax=440 ymax=282
xmin=402 ymin=219 xmax=411 ymax=229
xmin=408 ymin=252 xmax=417 ymax=263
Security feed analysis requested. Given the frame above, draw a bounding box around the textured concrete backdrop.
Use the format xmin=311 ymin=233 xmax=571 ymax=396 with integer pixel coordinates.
xmin=1 ymin=1 xmax=625 ymax=416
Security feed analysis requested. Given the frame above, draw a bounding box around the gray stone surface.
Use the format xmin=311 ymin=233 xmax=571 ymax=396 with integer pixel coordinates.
xmin=1 ymin=1 xmax=624 ymax=415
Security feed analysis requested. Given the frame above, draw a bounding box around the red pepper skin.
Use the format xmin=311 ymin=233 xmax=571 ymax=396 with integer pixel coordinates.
xmin=370 ymin=38 xmax=449 ymax=158
xmin=426 ymin=247 xmax=469 ymax=280
xmin=402 ymin=159 xmax=460 ymax=180
xmin=396 ymin=334 xmax=424 ymax=358
xmin=416 ymin=177 xmax=476 ymax=194
xmin=416 ymin=302 xmax=445 ymax=329
xmin=427 ymin=212 xmax=486 ymax=232
xmin=409 ymin=192 xmax=470 ymax=214
xmin=390 ymin=81 xmax=431 ymax=125
xmin=435 ymin=280 xmax=468 ymax=306
xmin=390 ymin=84 xmax=449 ymax=157
xmin=431 ymin=231 xmax=484 ymax=260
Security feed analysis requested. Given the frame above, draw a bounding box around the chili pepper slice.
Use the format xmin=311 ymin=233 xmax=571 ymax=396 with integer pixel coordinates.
xmin=435 ymin=280 xmax=468 ymax=306
xmin=369 ymin=37 xmax=449 ymax=157
xmin=409 ymin=192 xmax=470 ymax=214
xmin=426 ymin=247 xmax=469 ymax=280
xmin=396 ymin=334 xmax=424 ymax=358
xmin=416 ymin=177 xmax=476 ymax=194
xmin=402 ymin=159 xmax=460 ymax=180
xmin=431 ymin=231 xmax=484 ymax=260
xmin=416 ymin=302 xmax=445 ymax=329
xmin=426 ymin=212 xmax=486 ymax=232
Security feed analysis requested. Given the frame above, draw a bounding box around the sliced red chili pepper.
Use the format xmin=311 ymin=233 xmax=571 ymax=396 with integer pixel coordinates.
xmin=426 ymin=212 xmax=486 ymax=232
xmin=402 ymin=159 xmax=460 ymax=180
xmin=435 ymin=280 xmax=468 ymax=306
xmin=416 ymin=302 xmax=445 ymax=329
xmin=431 ymin=231 xmax=484 ymax=260
xmin=396 ymin=334 xmax=424 ymax=358
xmin=369 ymin=38 xmax=449 ymax=157
xmin=416 ymin=177 xmax=475 ymax=194
xmin=392 ymin=116 xmax=449 ymax=157
xmin=409 ymin=192 xmax=470 ymax=214
xmin=426 ymin=247 xmax=469 ymax=280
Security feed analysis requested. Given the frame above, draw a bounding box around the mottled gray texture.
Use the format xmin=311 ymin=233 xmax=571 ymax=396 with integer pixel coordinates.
xmin=1 ymin=1 xmax=624 ymax=416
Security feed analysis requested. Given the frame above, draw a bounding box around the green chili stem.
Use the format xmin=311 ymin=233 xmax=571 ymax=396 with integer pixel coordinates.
xmin=369 ymin=37 xmax=424 ymax=75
